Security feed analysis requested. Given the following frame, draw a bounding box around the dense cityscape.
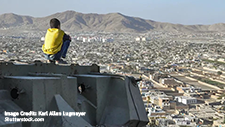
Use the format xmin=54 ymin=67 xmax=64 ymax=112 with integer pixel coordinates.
xmin=1 ymin=31 xmax=225 ymax=127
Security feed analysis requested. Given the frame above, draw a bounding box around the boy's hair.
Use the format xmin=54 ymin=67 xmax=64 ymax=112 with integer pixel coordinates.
xmin=50 ymin=18 xmax=60 ymax=28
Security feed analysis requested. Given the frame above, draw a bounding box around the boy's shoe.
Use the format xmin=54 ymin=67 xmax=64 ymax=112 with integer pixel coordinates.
xmin=55 ymin=59 xmax=68 ymax=64
xmin=47 ymin=60 xmax=55 ymax=63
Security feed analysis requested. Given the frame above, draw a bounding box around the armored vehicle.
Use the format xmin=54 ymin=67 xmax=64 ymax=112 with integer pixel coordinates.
xmin=0 ymin=61 xmax=148 ymax=127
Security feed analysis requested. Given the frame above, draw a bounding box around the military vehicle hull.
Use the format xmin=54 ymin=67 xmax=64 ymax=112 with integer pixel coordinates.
xmin=0 ymin=61 xmax=148 ymax=127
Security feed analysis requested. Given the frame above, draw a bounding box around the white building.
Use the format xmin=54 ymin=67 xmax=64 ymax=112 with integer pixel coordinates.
xmin=218 ymin=58 xmax=225 ymax=63
xmin=175 ymin=96 xmax=197 ymax=105
xmin=102 ymin=38 xmax=106 ymax=43
xmin=170 ymin=115 xmax=195 ymax=126
xmin=135 ymin=36 xmax=146 ymax=42
xmin=142 ymin=37 xmax=146 ymax=41
xmin=83 ymin=37 xmax=87 ymax=42
xmin=41 ymin=37 xmax=45 ymax=42
xmin=135 ymin=37 xmax=141 ymax=42
xmin=87 ymin=38 xmax=95 ymax=42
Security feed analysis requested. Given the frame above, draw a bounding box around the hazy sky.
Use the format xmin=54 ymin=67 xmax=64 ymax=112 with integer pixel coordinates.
xmin=1 ymin=0 xmax=225 ymax=25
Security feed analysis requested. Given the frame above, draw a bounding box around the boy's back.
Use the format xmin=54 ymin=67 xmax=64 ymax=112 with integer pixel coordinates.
xmin=42 ymin=28 xmax=65 ymax=55
xmin=42 ymin=18 xmax=71 ymax=64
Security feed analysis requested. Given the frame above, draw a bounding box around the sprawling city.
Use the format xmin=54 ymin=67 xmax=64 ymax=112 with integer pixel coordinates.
xmin=1 ymin=1 xmax=225 ymax=126
xmin=1 ymin=30 xmax=225 ymax=127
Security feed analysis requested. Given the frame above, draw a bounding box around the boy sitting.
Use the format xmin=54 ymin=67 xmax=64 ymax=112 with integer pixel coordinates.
xmin=42 ymin=18 xmax=71 ymax=64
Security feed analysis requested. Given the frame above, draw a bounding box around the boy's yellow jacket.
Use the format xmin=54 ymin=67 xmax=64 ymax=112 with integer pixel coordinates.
xmin=42 ymin=28 xmax=65 ymax=54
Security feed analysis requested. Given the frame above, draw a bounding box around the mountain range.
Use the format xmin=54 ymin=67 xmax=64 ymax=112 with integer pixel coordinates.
xmin=0 ymin=10 xmax=225 ymax=33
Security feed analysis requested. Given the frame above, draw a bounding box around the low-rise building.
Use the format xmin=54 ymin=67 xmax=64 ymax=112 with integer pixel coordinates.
xmin=148 ymin=106 xmax=166 ymax=125
xmin=170 ymin=115 xmax=196 ymax=127
xmin=175 ymin=96 xmax=197 ymax=105
xmin=158 ymin=97 xmax=170 ymax=110
xmin=177 ymin=86 xmax=201 ymax=93
xmin=135 ymin=36 xmax=146 ymax=42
